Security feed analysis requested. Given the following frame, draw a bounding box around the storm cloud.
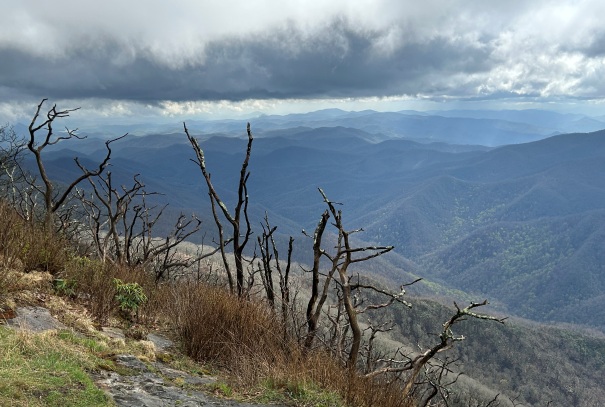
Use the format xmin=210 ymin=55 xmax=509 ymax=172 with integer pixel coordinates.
xmin=1 ymin=0 xmax=605 ymax=116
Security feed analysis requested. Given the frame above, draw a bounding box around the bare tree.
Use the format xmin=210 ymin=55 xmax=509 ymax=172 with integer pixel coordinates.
xmin=0 ymin=124 xmax=29 ymax=209
xmin=364 ymin=300 xmax=506 ymax=401
xmin=257 ymin=213 xmax=295 ymax=336
xmin=184 ymin=123 xmax=252 ymax=296
xmin=77 ymin=170 xmax=214 ymax=281
xmin=26 ymin=99 xmax=125 ymax=229
xmin=77 ymin=172 xmax=146 ymax=263
xmin=304 ymin=188 xmax=403 ymax=368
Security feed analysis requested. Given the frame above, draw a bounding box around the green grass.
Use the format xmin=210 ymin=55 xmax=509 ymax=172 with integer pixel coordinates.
xmin=257 ymin=378 xmax=345 ymax=407
xmin=0 ymin=327 xmax=112 ymax=407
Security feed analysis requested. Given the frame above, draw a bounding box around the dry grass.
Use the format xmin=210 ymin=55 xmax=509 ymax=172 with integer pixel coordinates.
xmin=21 ymin=227 xmax=70 ymax=274
xmin=0 ymin=196 xmax=414 ymax=406
xmin=62 ymin=257 xmax=118 ymax=325
xmin=172 ymin=282 xmax=411 ymax=407
xmin=0 ymin=201 xmax=27 ymax=304
xmin=61 ymin=257 xmax=163 ymax=326
xmin=0 ymin=200 xmax=27 ymax=272
xmin=0 ymin=200 xmax=69 ymax=275
xmin=172 ymin=283 xmax=283 ymax=366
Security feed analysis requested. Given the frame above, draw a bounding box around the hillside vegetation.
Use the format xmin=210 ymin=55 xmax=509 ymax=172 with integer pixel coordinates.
xmin=4 ymin=106 xmax=605 ymax=406
xmin=2 ymin=198 xmax=605 ymax=407
xmin=0 ymin=199 xmax=408 ymax=407
xmin=36 ymin=124 xmax=605 ymax=329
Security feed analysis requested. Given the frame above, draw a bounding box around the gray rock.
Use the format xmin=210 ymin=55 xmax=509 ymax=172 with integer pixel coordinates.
xmin=96 ymin=354 xmax=284 ymax=407
xmin=147 ymin=332 xmax=174 ymax=351
xmin=152 ymin=362 xmax=217 ymax=386
xmin=101 ymin=326 xmax=126 ymax=340
xmin=115 ymin=354 xmax=150 ymax=372
xmin=5 ymin=306 xmax=67 ymax=332
xmin=96 ymin=356 xmax=214 ymax=406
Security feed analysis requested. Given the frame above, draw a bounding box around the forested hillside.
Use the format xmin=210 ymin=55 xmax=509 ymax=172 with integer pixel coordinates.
xmin=5 ymin=107 xmax=605 ymax=406
xmin=36 ymin=125 xmax=605 ymax=330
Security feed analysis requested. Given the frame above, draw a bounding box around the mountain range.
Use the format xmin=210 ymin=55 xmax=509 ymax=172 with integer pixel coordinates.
xmin=25 ymin=108 xmax=605 ymax=331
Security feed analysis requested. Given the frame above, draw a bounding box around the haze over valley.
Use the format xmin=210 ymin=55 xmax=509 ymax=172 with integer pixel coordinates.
xmin=4 ymin=1 xmax=605 ymax=405
xmin=32 ymin=107 xmax=605 ymax=331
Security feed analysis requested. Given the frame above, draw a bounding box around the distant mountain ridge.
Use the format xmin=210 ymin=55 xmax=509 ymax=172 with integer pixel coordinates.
xmin=174 ymin=108 xmax=605 ymax=146
xmin=32 ymin=114 xmax=605 ymax=330
xmin=17 ymin=107 xmax=605 ymax=147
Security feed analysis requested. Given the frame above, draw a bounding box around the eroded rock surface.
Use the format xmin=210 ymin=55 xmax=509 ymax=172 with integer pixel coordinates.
xmin=4 ymin=307 xmax=281 ymax=406
xmin=4 ymin=306 xmax=67 ymax=332
xmin=96 ymin=354 xmax=278 ymax=407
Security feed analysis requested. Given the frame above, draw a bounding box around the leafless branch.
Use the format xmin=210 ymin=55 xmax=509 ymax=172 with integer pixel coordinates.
xmin=184 ymin=122 xmax=254 ymax=296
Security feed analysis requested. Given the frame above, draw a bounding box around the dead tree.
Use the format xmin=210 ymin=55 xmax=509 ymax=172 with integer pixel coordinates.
xmin=0 ymin=124 xmax=30 ymax=213
xmin=77 ymin=172 xmax=146 ymax=262
xmin=77 ymin=170 xmax=213 ymax=281
xmin=304 ymin=188 xmax=398 ymax=368
xmin=414 ymin=357 xmax=463 ymax=407
xmin=303 ymin=206 xmax=331 ymax=349
xmin=0 ymin=124 xmax=25 ymax=184
xmin=257 ymin=216 xmax=277 ymax=309
xmin=184 ymin=123 xmax=253 ymax=296
xmin=364 ymin=300 xmax=506 ymax=401
xmin=257 ymin=213 xmax=295 ymax=338
xmin=26 ymin=99 xmax=125 ymax=229
xmin=362 ymin=318 xmax=394 ymax=374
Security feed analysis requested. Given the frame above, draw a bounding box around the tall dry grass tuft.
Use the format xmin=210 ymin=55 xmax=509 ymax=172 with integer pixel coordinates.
xmin=261 ymin=349 xmax=412 ymax=407
xmin=21 ymin=227 xmax=70 ymax=274
xmin=0 ymin=200 xmax=27 ymax=272
xmin=0 ymin=202 xmax=23 ymax=299
xmin=172 ymin=282 xmax=411 ymax=407
xmin=0 ymin=199 xmax=69 ymax=275
xmin=173 ymin=283 xmax=284 ymax=367
xmin=138 ymin=280 xmax=173 ymax=326
xmin=62 ymin=258 xmax=157 ymax=325
xmin=62 ymin=257 xmax=117 ymax=325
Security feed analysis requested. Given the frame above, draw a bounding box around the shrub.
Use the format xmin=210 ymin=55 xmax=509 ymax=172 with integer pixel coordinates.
xmin=52 ymin=278 xmax=77 ymax=298
xmin=63 ymin=257 xmax=117 ymax=325
xmin=62 ymin=257 xmax=159 ymax=325
xmin=113 ymin=278 xmax=148 ymax=318
xmin=0 ymin=200 xmax=27 ymax=272
xmin=172 ymin=282 xmax=283 ymax=368
xmin=172 ymin=282 xmax=410 ymax=407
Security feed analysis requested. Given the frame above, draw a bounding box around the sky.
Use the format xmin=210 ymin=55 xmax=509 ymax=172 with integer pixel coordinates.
xmin=1 ymin=0 xmax=605 ymax=124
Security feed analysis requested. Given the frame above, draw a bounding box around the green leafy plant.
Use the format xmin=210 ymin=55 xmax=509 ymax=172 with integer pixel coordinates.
xmin=52 ymin=278 xmax=77 ymax=298
xmin=210 ymin=381 xmax=233 ymax=398
xmin=113 ymin=278 xmax=147 ymax=318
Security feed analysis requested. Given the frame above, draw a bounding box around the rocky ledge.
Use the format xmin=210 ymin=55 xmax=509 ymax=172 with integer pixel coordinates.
xmin=94 ymin=354 xmax=268 ymax=407
xmin=2 ymin=306 xmax=282 ymax=407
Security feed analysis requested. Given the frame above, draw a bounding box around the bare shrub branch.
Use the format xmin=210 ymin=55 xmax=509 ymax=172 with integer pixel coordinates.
xmin=26 ymin=99 xmax=125 ymax=228
xmin=184 ymin=123 xmax=254 ymax=296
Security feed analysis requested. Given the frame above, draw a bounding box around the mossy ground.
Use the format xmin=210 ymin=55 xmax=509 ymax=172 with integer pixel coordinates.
xmin=0 ymin=327 xmax=111 ymax=407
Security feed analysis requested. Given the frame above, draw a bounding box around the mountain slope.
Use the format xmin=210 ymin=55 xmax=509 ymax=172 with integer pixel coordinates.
xmin=35 ymin=126 xmax=605 ymax=330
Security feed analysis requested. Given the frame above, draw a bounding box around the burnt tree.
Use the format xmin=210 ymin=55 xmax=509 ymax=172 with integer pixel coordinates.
xmin=26 ymin=99 xmax=124 ymax=229
xmin=184 ymin=123 xmax=252 ymax=296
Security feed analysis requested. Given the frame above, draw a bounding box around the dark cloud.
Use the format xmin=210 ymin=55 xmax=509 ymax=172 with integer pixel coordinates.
xmin=579 ymin=32 xmax=605 ymax=58
xmin=2 ymin=0 xmax=605 ymax=114
xmin=0 ymin=19 xmax=495 ymax=102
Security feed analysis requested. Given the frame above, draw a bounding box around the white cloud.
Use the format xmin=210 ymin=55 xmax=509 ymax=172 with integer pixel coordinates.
xmin=1 ymin=0 xmax=605 ymax=118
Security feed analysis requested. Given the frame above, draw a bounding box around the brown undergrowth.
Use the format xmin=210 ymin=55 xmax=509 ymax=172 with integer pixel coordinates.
xmin=172 ymin=282 xmax=410 ymax=407
xmin=0 ymin=198 xmax=411 ymax=406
